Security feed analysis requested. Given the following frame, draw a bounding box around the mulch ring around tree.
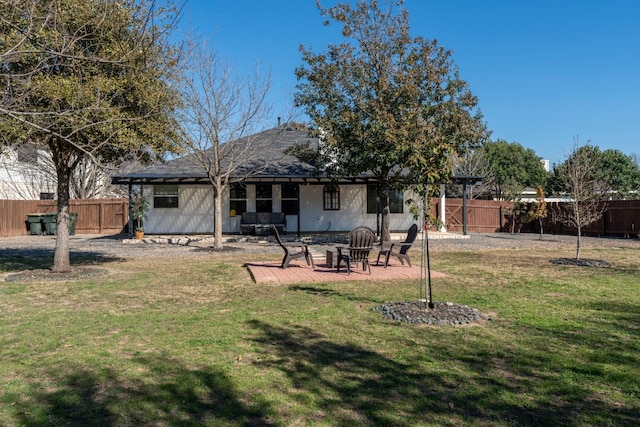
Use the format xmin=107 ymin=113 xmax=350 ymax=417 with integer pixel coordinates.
xmin=550 ymin=258 xmax=611 ymax=268
xmin=4 ymin=267 xmax=110 ymax=282
xmin=374 ymin=301 xmax=491 ymax=326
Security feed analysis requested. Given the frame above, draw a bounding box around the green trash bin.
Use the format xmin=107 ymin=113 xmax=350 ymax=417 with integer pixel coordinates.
xmin=69 ymin=212 xmax=77 ymax=236
xmin=26 ymin=214 xmax=44 ymax=235
xmin=42 ymin=213 xmax=57 ymax=235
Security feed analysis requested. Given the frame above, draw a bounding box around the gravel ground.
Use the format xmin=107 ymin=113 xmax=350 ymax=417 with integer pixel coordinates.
xmin=0 ymin=234 xmax=278 ymax=259
xmin=1 ymin=232 xmax=638 ymax=260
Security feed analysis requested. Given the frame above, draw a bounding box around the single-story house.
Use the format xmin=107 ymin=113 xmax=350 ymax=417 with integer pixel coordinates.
xmin=111 ymin=124 xmax=478 ymax=235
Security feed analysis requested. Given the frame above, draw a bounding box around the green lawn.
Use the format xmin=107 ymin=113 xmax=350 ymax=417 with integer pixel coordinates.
xmin=1 ymin=244 xmax=639 ymax=426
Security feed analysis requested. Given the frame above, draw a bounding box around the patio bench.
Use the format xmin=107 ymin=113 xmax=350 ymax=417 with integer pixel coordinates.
xmin=240 ymin=212 xmax=286 ymax=235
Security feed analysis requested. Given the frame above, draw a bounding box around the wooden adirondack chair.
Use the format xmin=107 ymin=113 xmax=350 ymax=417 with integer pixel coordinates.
xmin=337 ymin=226 xmax=375 ymax=274
xmin=272 ymin=225 xmax=314 ymax=269
xmin=376 ymin=223 xmax=419 ymax=267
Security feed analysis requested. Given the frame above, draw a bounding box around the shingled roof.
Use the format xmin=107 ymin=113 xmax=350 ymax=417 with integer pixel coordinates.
xmin=111 ymin=123 xmax=478 ymax=187
xmin=111 ymin=124 xmax=337 ymax=185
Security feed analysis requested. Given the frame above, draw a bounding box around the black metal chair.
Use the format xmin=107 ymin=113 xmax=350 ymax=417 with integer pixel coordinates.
xmin=376 ymin=223 xmax=419 ymax=268
xmin=271 ymin=225 xmax=314 ymax=269
xmin=337 ymin=226 xmax=375 ymax=274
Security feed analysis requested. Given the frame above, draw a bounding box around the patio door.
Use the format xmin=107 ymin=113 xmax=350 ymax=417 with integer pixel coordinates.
xmin=281 ymin=184 xmax=299 ymax=233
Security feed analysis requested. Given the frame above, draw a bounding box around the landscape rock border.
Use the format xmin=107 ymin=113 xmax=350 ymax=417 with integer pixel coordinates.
xmin=375 ymin=301 xmax=489 ymax=326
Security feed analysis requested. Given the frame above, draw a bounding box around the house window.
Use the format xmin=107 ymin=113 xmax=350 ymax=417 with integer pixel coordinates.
xmin=281 ymin=184 xmax=298 ymax=215
xmin=154 ymin=185 xmax=179 ymax=208
xmin=323 ymin=185 xmax=340 ymax=210
xmin=367 ymin=185 xmax=403 ymax=214
xmin=255 ymin=184 xmax=272 ymax=213
xmin=229 ymin=183 xmax=247 ymax=215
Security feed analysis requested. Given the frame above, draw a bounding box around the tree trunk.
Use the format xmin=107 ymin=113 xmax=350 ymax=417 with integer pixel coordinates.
xmin=54 ymin=201 xmax=71 ymax=272
xmin=53 ymin=152 xmax=72 ymax=272
xmin=379 ymin=182 xmax=391 ymax=242
xmin=539 ymin=218 xmax=544 ymax=240
xmin=574 ymin=201 xmax=581 ymax=260
xmin=213 ymin=179 xmax=223 ymax=249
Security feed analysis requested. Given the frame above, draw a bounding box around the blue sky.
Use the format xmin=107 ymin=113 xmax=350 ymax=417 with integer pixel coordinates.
xmin=181 ymin=0 xmax=640 ymax=165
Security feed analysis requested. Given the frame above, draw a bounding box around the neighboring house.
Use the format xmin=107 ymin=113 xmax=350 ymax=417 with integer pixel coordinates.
xmin=1 ymin=142 xmax=134 ymax=201
xmin=112 ymin=124 xmax=477 ymax=235
xmin=0 ymin=144 xmax=56 ymax=200
xmin=519 ymin=187 xmax=569 ymax=203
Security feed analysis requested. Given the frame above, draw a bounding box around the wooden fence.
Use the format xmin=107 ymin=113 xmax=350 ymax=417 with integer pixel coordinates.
xmin=1 ymin=197 xmax=639 ymax=238
xmin=542 ymin=200 xmax=640 ymax=237
xmin=441 ymin=198 xmax=640 ymax=237
xmin=435 ymin=198 xmax=513 ymax=233
xmin=0 ymin=198 xmax=128 ymax=238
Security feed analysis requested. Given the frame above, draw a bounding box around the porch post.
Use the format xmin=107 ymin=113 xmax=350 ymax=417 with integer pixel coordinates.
xmin=127 ymin=182 xmax=133 ymax=235
xmin=462 ymin=182 xmax=468 ymax=236
xmin=296 ymin=183 xmax=301 ymax=237
xmin=439 ymin=184 xmax=447 ymax=232
xmin=376 ymin=184 xmax=381 ymax=237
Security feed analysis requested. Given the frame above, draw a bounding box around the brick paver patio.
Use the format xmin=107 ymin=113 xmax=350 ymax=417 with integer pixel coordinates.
xmin=246 ymin=259 xmax=447 ymax=284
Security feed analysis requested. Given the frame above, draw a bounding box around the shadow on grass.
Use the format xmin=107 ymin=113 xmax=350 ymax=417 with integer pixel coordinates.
xmin=609 ymin=264 xmax=640 ymax=275
xmin=0 ymin=249 xmax=124 ymax=272
xmin=0 ymin=234 xmax=129 ymax=273
xmin=246 ymin=319 xmax=639 ymax=426
xmin=569 ymin=300 xmax=640 ymax=367
xmin=6 ymin=318 xmax=638 ymax=425
xmin=289 ymin=284 xmax=381 ymax=303
xmin=12 ymin=355 xmax=274 ymax=427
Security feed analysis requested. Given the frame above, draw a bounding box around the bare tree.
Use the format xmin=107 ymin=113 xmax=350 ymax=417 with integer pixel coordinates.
xmin=551 ymin=139 xmax=607 ymax=259
xmin=450 ymin=149 xmax=496 ymax=199
xmin=177 ymin=36 xmax=295 ymax=248
xmin=69 ymin=157 xmax=128 ymax=199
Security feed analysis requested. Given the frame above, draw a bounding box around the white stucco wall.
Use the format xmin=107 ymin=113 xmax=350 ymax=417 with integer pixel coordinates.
xmin=298 ymin=184 xmax=417 ymax=233
xmin=143 ymin=183 xmax=421 ymax=235
xmin=144 ymin=185 xmax=214 ymax=234
xmin=299 ymin=184 xmax=371 ymax=232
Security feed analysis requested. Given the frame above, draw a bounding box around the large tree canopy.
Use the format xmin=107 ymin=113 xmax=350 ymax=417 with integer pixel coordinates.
xmin=548 ymin=145 xmax=640 ymax=200
xmin=0 ymin=0 xmax=183 ymax=270
xmin=294 ymin=0 xmax=489 ymax=239
xmin=481 ymin=139 xmax=548 ymax=201
xmin=599 ymin=149 xmax=640 ymax=199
